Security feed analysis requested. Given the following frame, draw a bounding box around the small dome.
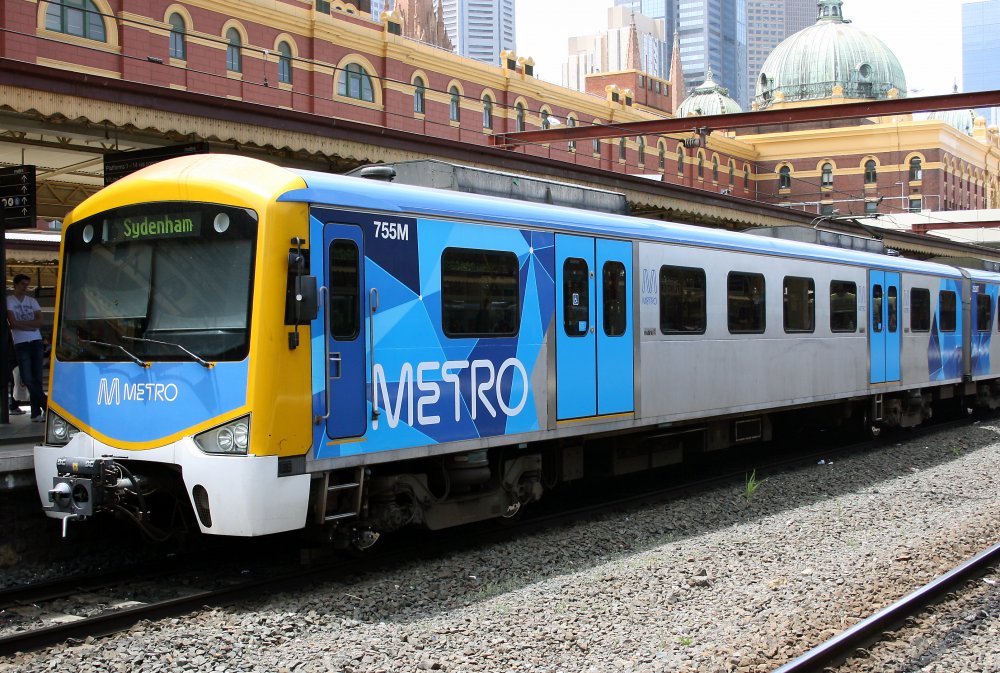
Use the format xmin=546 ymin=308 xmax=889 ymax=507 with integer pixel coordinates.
xmin=927 ymin=109 xmax=976 ymax=135
xmin=676 ymin=69 xmax=743 ymax=117
xmin=755 ymin=0 xmax=907 ymax=109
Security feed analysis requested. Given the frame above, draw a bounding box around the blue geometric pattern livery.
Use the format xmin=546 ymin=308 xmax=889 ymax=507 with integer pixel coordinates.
xmin=928 ymin=278 xmax=965 ymax=381
xmin=971 ymin=283 xmax=998 ymax=376
xmin=310 ymin=210 xmax=555 ymax=459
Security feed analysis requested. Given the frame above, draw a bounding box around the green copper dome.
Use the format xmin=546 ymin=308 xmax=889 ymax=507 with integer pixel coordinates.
xmin=927 ymin=109 xmax=975 ymax=135
xmin=676 ymin=69 xmax=743 ymax=117
xmin=755 ymin=0 xmax=907 ymax=109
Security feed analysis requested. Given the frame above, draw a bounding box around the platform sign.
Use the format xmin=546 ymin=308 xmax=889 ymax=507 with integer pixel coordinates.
xmin=0 ymin=165 xmax=36 ymax=230
xmin=103 ymin=142 xmax=209 ymax=186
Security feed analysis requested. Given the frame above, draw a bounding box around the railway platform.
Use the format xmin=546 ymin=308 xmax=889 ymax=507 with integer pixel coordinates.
xmin=0 ymin=411 xmax=44 ymax=489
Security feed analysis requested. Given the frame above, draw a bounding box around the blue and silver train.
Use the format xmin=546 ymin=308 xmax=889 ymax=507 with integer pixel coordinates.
xmin=35 ymin=154 xmax=1000 ymax=543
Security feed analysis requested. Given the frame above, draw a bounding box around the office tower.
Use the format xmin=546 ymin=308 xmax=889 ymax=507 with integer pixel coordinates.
xmin=746 ymin=0 xmax=814 ymax=108
xmin=676 ymin=0 xmax=748 ymax=109
xmin=614 ymin=0 xmax=749 ymax=109
xmin=614 ymin=0 xmax=677 ymax=47
xmin=963 ymin=0 xmax=1000 ymax=127
xmin=564 ymin=6 xmax=670 ymax=91
xmin=371 ymin=0 xmax=392 ymax=18
xmin=439 ymin=0 xmax=515 ymax=65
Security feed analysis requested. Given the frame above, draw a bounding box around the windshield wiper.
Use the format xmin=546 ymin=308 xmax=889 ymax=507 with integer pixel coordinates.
xmin=122 ymin=336 xmax=215 ymax=368
xmin=81 ymin=339 xmax=151 ymax=368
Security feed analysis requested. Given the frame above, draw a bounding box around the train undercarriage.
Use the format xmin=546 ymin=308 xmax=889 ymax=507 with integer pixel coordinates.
xmin=46 ymin=380 xmax=1000 ymax=547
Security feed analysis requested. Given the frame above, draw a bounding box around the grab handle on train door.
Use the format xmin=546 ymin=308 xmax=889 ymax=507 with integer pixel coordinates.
xmin=369 ymin=288 xmax=380 ymax=422
xmin=316 ymin=285 xmax=331 ymax=424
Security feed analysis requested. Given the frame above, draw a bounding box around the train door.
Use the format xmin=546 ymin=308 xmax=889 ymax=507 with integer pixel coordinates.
xmin=869 ymin=270 xmax=900 ymax=383
xmin=323 ymin=224 xmax=368 ymax=439
xmin=555 ymin=235 xmax=634 ymax=420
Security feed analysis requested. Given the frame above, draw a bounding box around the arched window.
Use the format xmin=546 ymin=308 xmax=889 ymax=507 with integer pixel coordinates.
xmin=909 ymin=156 xmax=923 ymax=181
xmin=677 ymin=145 xmax=685 ymax=176
xmin=46 ymin=0 xmax=106 ymax=41
xmin=567 ymin=116 xmax=577 ymax=152
xmin=637 ymin=136 xmax=645 ymax=165
xmin=168 ymin=12 xmax=186 ymax=59
xmin=779 ymin=165 xmax=791 ymax=189
xmin=697 ymin=153 xmax=705 ymax=179
xmin=449 ymin=86 xmax=461 ymax=122
xmin=658 ymin=142 xmax=666 ymax=170
xmin=338 ymin=63 xmax=374 ymax=102
xmin=226 ymin=27 xmax=242 ymax=73
xmin=744 ymin=165 xmax=750 ymax=190
xmin=821 ymin=162 xmax=833 ymax=188
xmin=277 ymin=41 xmax=293 ymax=85
xmin=516 ymin=103 xmax=526 ymax=132
xmin=413 ymin=77 xmax=425 ymax=114
xmin=712 ymin=156 xmax=719 ymax=182
xmin=482 ymin=95 xmax=493 ymax=129
xmin=864 ymin=159 xmax=877 ymax=184
xmin=728 ymin=160 xmax=735 ymax=185
xmin=541 ymin=109 xmax=551 ymax=130
xmin=619 ymin=137 xmax=627 ymax=161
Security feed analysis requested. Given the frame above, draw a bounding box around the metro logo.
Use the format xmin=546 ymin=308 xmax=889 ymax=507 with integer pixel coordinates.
xmin=96 ymin=378 xmax=180 ymax=406
xmin=371 ymin=358 xmax=529 ymax=430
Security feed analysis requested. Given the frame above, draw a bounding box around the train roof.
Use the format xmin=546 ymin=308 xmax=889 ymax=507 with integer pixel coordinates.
xmin=280 ymin=168 xmax=969 ymax=278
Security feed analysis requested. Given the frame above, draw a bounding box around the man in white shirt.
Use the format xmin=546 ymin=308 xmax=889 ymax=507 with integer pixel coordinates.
xmin=6 ymin=274 xmax=47 ymax=421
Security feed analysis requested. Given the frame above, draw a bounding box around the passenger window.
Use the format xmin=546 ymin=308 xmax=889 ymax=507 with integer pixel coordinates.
xmin=871 ymin=284 xmax=883 ymax=333
xmin=329 ymin=240 xmax=359 ymax=339
xmin=660 ymin=265 xmax=706 ymax=334
xmin=910 ymin=288 xmax=930 ymax=331
xmin=441 ymin=247 xmax=519 ymax=337
xmin=887 ymin=286 xmax=898 ymax=333
xmin=783 ymin=276 xmax=814 ymax=332
xmin=727 ymin=272 xmax=765 ymax=334
xmin=602 ymin=261 xmax=627 ymax=337
xmin=939 ymin=290 xmax=957 ymax=332
xmin=829 ymin=281 xmax=857 ymax=332
xmin=563 ymin=258 xmax=590 ymax=337
xmin=977 ymin=293 xmax=992 ymax=332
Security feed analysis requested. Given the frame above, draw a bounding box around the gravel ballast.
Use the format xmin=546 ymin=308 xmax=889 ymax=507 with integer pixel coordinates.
xmin=3 ymin=421 xmax=999 ymax=672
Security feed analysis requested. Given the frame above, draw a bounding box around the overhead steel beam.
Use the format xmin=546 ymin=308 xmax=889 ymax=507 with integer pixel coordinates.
xmin=491 ymin=89 xmax=1000 ymax=147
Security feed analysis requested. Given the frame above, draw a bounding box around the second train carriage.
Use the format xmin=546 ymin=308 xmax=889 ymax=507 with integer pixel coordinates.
xmin=34 ymin=155 xmax=1000 ymax=541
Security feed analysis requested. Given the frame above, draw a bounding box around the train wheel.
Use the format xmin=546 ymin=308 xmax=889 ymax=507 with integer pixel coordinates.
xmin=855 ymin=404 xmax=881 ymax=440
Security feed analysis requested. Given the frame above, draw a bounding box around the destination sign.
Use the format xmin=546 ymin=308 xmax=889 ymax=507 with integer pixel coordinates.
xmin=0 ymin=165 xmax=36 ymax=229
xmin=105 ymin=212 xmax=202 ymax=243
xmin=103 ymin=142 xmax=209 ymax=186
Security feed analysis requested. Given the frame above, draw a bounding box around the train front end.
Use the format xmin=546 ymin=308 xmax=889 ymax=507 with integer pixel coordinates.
xmin=34 ymin=156 xmax=315 ymax=538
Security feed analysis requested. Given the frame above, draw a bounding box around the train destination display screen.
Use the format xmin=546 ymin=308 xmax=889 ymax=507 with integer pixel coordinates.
xmin=104 ymin=212 xmax=202 ymax=242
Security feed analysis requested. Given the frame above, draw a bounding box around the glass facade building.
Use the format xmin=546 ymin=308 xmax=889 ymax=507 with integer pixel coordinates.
xmin=963 ymin=0 xmax=1000 ymax=127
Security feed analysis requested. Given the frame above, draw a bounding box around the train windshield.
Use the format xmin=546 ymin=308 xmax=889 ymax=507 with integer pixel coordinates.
xmin=56 ymin=203 xmax=258 ymax=363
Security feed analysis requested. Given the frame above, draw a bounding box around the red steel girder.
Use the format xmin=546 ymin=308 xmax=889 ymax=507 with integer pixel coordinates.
xmin=491 ymin=89 xmax=1000 ymax=147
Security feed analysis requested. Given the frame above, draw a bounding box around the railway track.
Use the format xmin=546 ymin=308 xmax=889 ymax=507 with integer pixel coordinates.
xmin=0 ymin=416 xmax=983 ymax=657
xmin=773 ymin=541 xmax=1000 ymax=673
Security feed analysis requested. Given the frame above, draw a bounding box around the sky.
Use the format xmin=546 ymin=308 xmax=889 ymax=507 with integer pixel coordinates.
xmin=514 ymin=0 xmax=969 ymax=98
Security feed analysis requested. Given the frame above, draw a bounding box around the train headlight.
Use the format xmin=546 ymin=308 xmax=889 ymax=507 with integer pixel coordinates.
xmin=45 ymin=413 xmax=81 ymax=446
xmin=194 ymin=415 xmax=251 ymax=455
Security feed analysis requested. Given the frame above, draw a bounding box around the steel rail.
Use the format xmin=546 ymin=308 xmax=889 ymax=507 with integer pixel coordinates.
xmin=772 ymin=541 xmax=1000 ymax=673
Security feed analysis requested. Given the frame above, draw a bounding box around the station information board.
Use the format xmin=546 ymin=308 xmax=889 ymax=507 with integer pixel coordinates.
xmin=0 ymin=165 xmax=36 ymax=230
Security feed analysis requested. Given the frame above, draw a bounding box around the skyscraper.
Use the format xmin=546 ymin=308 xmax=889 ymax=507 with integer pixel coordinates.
xmin=563 ymin=5 xmax=670 ymax=91
xmin=746 ymin=0 xmax=814 ymax=109
xmin=963 ymin=0 xmax=1000 ymax=127
xmin=440 ymin=0 xmax=515 ymax=66
xmin=614 ymin=0 xmax=677 ymax=47
xmin=676 ymin=0 xmax=748 ymax=109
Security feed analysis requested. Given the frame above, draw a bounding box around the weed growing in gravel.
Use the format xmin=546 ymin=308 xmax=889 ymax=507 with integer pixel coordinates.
xmin=950 ymin=445 xmax=964 ymax=457
xmin=743 ymin=469 xmax=764 ymax=504
xmin=677 ymin=635 xmax=694 ymax=647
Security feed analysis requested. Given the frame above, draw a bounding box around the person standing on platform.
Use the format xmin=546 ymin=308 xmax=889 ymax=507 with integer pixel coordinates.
xmin=6 ymin=274 xmax=47 ymax=421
